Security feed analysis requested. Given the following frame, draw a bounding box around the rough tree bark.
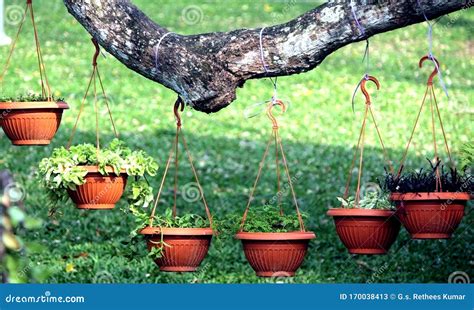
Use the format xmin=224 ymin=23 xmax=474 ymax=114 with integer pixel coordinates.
xmin=63 ymin=0 xmax=470 ymax=113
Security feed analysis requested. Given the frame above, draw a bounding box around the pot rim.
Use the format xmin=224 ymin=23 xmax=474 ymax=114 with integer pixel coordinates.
xmin=327 ymin=208 xmax=396 ymax=217
xmin=235 ymin=231 xmax=316 ymax=240
xmin=0 ymin=101 xmax=69 ymax=110
xmin=139 ymin=226 xmax=214 ymax=236
xmin=79 ymin=165 xmax=127 ymax=174
xmin=390 ymin=192 xmax=471 ymax=201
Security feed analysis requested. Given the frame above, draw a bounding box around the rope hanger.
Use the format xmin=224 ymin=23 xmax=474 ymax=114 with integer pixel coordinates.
xmin=67 ymin=38 xmax=118 ymax=156
xmin=147 ymin=98 xmax=213 ymax=228
xmin=0 ymin=0 xmax=52 ymax=100
xmin=239 ymin=100 xmax=306 ymax=232
xmin=342 ymin=76 xmax=394 ymax=208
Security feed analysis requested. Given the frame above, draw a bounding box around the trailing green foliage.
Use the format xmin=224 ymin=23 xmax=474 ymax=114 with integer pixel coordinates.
xmin=381 ymin=159 xmax=473 ymax=193
xmin=37 ymin=139 xmax=158 ymax=211
xmin=0 ymin=93 xmax=64 ymax=102
xmin=336 ymin=192 xmax=393 ymax=210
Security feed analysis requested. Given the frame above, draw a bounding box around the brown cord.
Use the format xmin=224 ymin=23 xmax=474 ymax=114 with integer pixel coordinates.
xmin=396 ymin=56 xmax=453 ymax=192
xmin=148 ymin=98 xmax=213 ymax=228
xmin=239 ymin=100 xmax=305 ymax=232
xmin=342 ymin=75 xmax=391 ymax=208
xmin=66 ymin=38 xmax=118 ymax=150
xmin=0 ymin=1 xmax=51 ymax=100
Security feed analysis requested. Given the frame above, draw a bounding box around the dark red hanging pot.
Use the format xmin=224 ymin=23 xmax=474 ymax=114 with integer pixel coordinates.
xmin=328 ymin=76 xmax=400 ymax=255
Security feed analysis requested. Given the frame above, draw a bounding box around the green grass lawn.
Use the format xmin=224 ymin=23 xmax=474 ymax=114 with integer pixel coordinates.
xmin=1 ymin=0 xmax=472 ymax=283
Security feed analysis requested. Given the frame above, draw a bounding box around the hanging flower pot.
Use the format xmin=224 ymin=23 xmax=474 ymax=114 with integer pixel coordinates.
xmin=137 ymin=99 xmax=214 ymax=272
xmin=67 ymin=166 xmax=128 ymax=210
xmin=327 ymin=208 xmax=400 ymax=255
xmin=38 ymin=141 xmax=158 ymax=211
xmin=390 ymin=192 xmax=470 ymax=239
xmin=235 ymin=101 xmax=315 ymax=277
xmin=235 ymin=231 xmax=315 ymax=277
xmin=328 ymin=76 xmax=400 ymax=255
xmin=0 ymin=100 xmax=69 ymax=145
xmin=37 ymin=40 xmax=158 ymax=212
xmin=0 ymin=1 xmax=67 ymax=146
xmin=140 ymin=226 xmax=213 ymax=272
xmin=383 ymin=56 xmax=472 ymax=239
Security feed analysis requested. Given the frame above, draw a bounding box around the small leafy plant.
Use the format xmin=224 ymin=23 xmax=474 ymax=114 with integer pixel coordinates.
xmin=218 ymin=205 xmax=307 ymax=234
xmin=38 ymin=139 xmax=158 ymax=211
xmin=0 ymin=93 xmax=64 ymax=102
xmin=381 ymin=159 xmax=473 ymax=193
xmin=336 ymin=192 xmax=393 ymax=210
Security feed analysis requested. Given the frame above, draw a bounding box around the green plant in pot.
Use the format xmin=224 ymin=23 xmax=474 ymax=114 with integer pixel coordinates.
xmin=38 ymin=139 xmax=158 ymax=211
xmin=0 ymin=1 xmax=69 ymax=146
xmin=327 ymin=75 xmax=401 ymax=255
xmin=385 ymin=55 xmax=472 ymax=239
xmin=138 ymin=99 xmax=214 ymax=272
xmin=235 ymin=101 xmax=315 ymax=278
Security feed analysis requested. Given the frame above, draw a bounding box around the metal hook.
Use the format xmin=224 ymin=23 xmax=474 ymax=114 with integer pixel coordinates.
xmin=174 ymin=97 xmax=185 ymax=127
xmin=360 ymin=75 xmax=380 ymax=105
xmin=91 ymin=38 xmax=100 ymax=67
xmin=266 ymin=99 xmax=286 ymax=129
xmin=419 ymin=55 xmax=439 ymax=85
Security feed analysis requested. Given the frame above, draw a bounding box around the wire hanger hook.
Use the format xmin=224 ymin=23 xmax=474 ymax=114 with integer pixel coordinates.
xmin=360 ymin=75 xmax=380 ymax=105
xmin=419 ymin=55 xmax=439 ymax=86
xmin=266 ymin=99 xmax=286 ymax=129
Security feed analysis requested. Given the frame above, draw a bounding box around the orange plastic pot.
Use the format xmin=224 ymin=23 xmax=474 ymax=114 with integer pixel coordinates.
xmin=327 ymin=208 xmax=400 ymax=254
xmin=235 ymin=231 xmax=315 ymax=277
xmin=390 ymin=192 xmax=470 ymax=239
xmin=140 ymin=226 xmax=213 ymax=272
xmin=67 ymin=166 xmax=127 ymax=210
xmin=0 ymin=101 xmax=69 ymax=145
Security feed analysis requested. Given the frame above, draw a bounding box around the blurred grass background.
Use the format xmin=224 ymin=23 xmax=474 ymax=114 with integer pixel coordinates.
xmin=0 ymin=0 xmax=472 ymax=283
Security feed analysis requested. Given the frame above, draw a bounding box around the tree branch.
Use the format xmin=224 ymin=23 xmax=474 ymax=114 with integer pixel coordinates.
xmin=63 ymin=0 xmax=470 ymax=113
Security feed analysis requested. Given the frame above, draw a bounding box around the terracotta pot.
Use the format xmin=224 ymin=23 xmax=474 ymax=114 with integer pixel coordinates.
xmin=235 ymin=231 xmax=315 ymax=277
xmin=140 ymin=226 xmax=213 ymax=272
xmin=67 ymin=166 xmax=127 ymax=210
xmin=327 ymin=208 xmax=401 ymax=254
xmin=0 ymin=101 xmax=69 ymax=145
xmin=390 ymin=192 xmax=470 ymax=239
